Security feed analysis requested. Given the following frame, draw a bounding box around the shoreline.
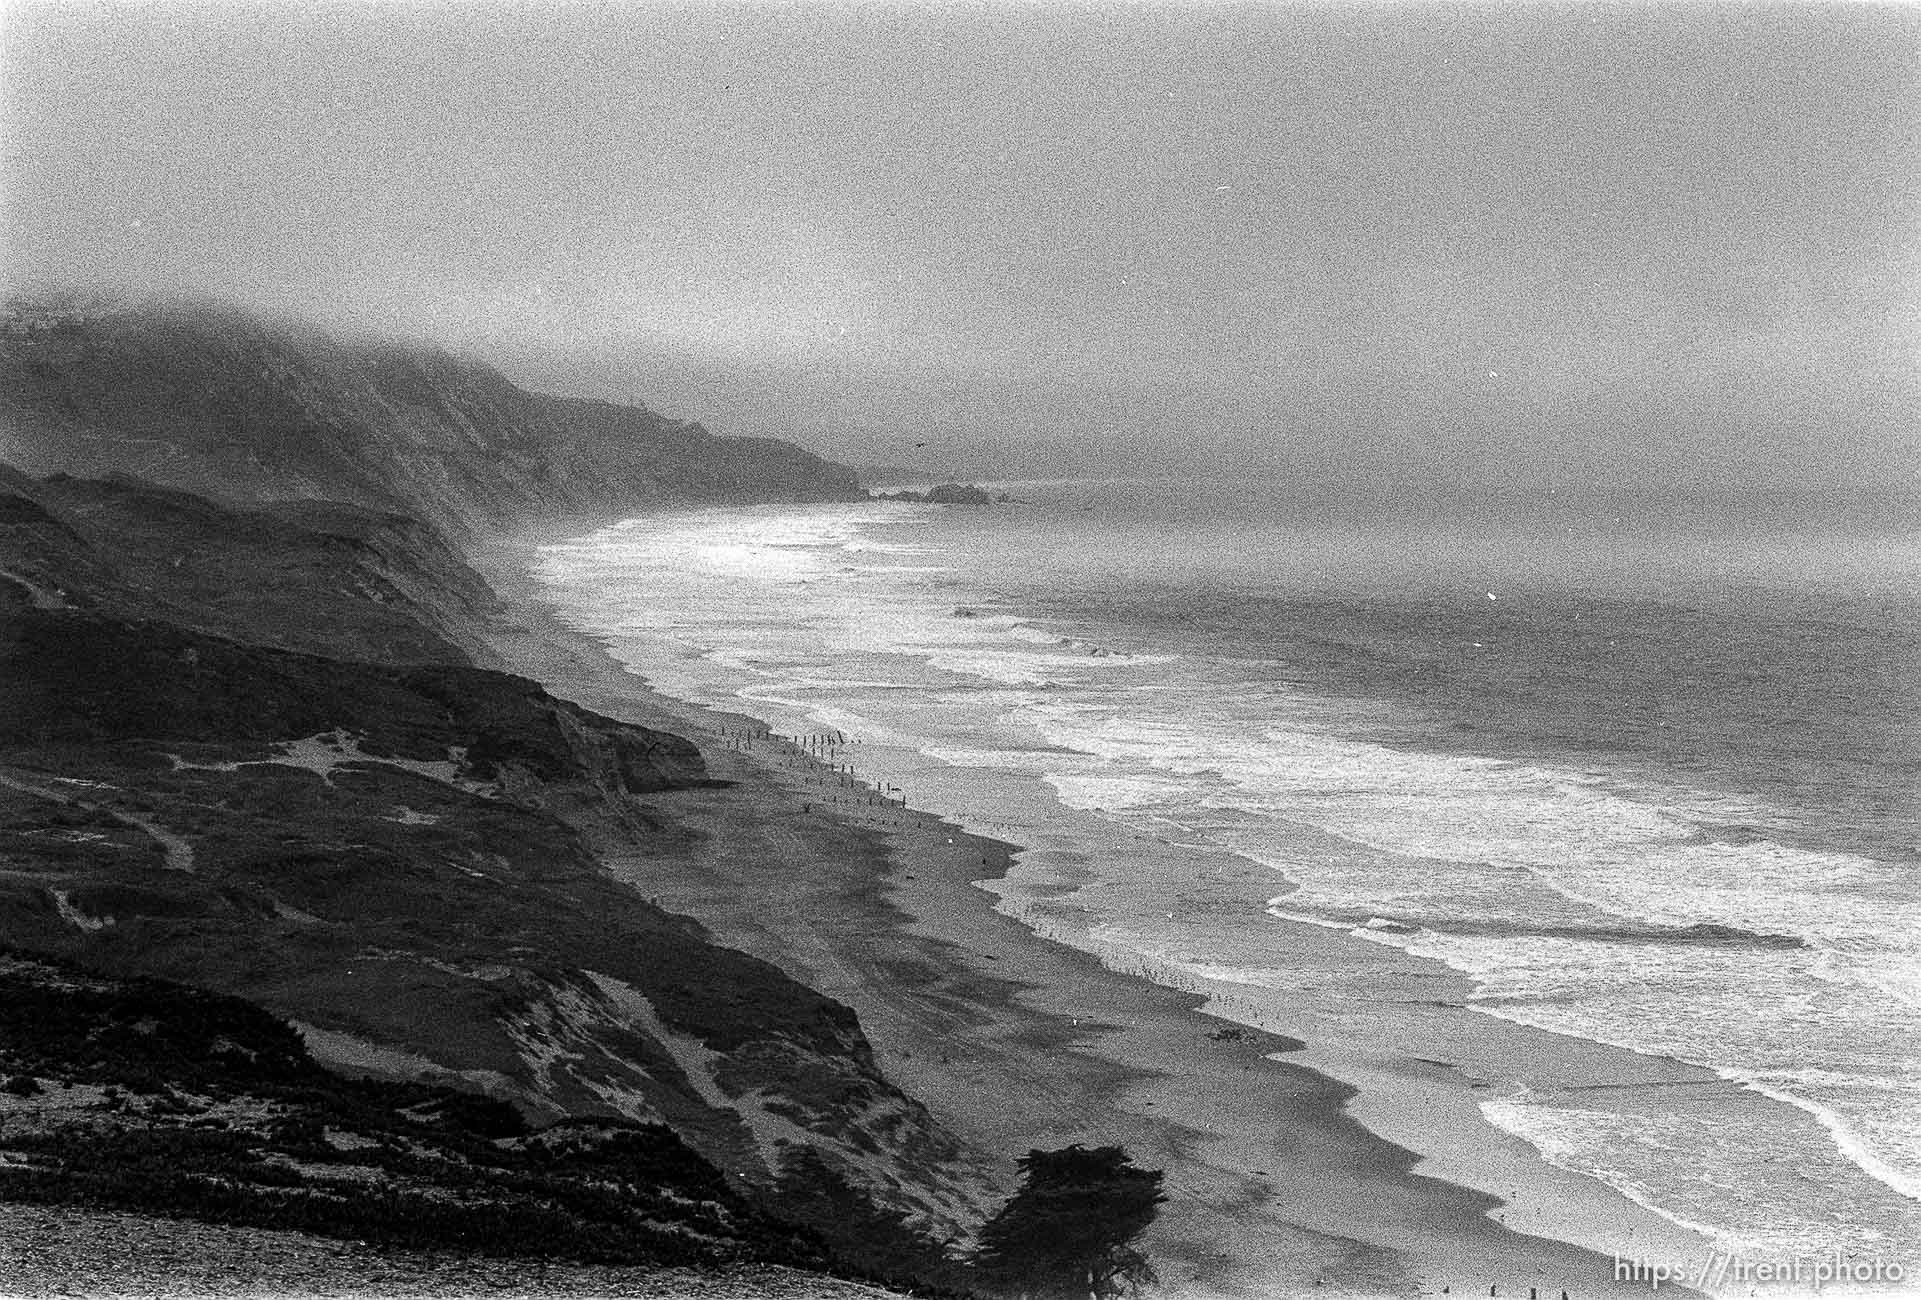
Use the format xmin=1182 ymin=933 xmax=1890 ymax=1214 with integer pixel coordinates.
xmin=470 ymin=531 xmax=1709 ymax=1299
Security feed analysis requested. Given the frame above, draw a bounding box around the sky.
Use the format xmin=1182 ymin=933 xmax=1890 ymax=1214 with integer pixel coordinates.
xmin=3 ymin=1 xmax=1917 ymax=522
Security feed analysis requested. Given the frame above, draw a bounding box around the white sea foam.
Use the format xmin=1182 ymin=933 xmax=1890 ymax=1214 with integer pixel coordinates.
xmin=534 ymin=500 xmax=1921 ymax=1271
xmin=1733 ymin=1072 xmax=1921 ymax=1204
xmin=1476 ymin=1096 xmax=1754 ymax=1254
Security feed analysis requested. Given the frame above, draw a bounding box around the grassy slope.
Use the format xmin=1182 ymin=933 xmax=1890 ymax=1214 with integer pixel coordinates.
xmin=0 ymin=947 xmax=825 ymax=1269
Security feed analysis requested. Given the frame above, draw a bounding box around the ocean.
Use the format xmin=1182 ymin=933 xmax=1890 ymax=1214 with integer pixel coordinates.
xmin=533 ymin=479 xmax=1921 ymax=1285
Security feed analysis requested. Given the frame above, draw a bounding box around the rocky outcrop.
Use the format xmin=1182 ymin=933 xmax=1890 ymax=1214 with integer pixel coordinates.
xmin=0 ymin=296 xmax=865 ymax=540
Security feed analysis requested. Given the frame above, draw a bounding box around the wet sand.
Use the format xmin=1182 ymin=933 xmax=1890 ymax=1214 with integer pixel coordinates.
xmin=471 ymin=537 xmax=1704 ymax=1300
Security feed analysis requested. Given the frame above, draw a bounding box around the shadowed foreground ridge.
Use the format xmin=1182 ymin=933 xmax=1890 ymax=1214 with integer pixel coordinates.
xmin=0 ymin=946 xmax=827 ymax=1269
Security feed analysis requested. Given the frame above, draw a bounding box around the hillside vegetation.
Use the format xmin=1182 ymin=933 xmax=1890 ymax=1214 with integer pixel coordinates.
xmin=0 ymin=300 xmax=998 ymax=1295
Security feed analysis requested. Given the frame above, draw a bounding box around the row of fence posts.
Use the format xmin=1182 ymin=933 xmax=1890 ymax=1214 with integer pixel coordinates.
xmin=713 ymin=722 xmax=924 ymax=821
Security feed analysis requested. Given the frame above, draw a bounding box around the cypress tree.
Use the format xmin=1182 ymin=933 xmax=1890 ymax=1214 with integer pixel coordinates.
xmin=972 ymin=1145 xmax=1165 ymax=1300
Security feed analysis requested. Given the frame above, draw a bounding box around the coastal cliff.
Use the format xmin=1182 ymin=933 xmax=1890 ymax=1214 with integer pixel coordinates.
xmin=0 ymin=302 xmax=980 ymax=1293
xmin=0 ymin=295 xmax=865 ymax=540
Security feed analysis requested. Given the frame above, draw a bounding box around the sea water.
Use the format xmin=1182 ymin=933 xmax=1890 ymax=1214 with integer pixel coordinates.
xmin=534 ymin=479 xmax=1921 ymax=1283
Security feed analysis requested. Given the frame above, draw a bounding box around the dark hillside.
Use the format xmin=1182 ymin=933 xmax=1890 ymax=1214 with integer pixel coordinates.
xmin=0 ymin=465 xmax=987 ymax=1280
xmin=0 ymin=469 xmax=494 ymax=664
xmin=0 ymin=947 xmax=829 ymax=1269
xmin=0 ymin=299 xmax=986 ymax=1292
xmin=0 ymin=296 xmax=864 ymax=538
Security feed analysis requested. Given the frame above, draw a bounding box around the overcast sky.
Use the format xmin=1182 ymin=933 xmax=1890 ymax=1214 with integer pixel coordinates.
xmin=4 ymin=1 xmax=1917 ymax=518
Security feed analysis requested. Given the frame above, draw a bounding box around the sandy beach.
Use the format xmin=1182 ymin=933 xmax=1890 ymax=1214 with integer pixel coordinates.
xmin=468 ymin=537 xmax=1712 ymax=1300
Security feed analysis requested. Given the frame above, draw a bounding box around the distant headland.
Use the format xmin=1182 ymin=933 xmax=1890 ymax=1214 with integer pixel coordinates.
xmin=872 ymin=483 xmax=1006 ymax=505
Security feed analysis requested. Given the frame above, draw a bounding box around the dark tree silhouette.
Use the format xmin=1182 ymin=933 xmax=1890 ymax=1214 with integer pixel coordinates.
xmin=972 ymin=1145 xmax=1166 ymax=1300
